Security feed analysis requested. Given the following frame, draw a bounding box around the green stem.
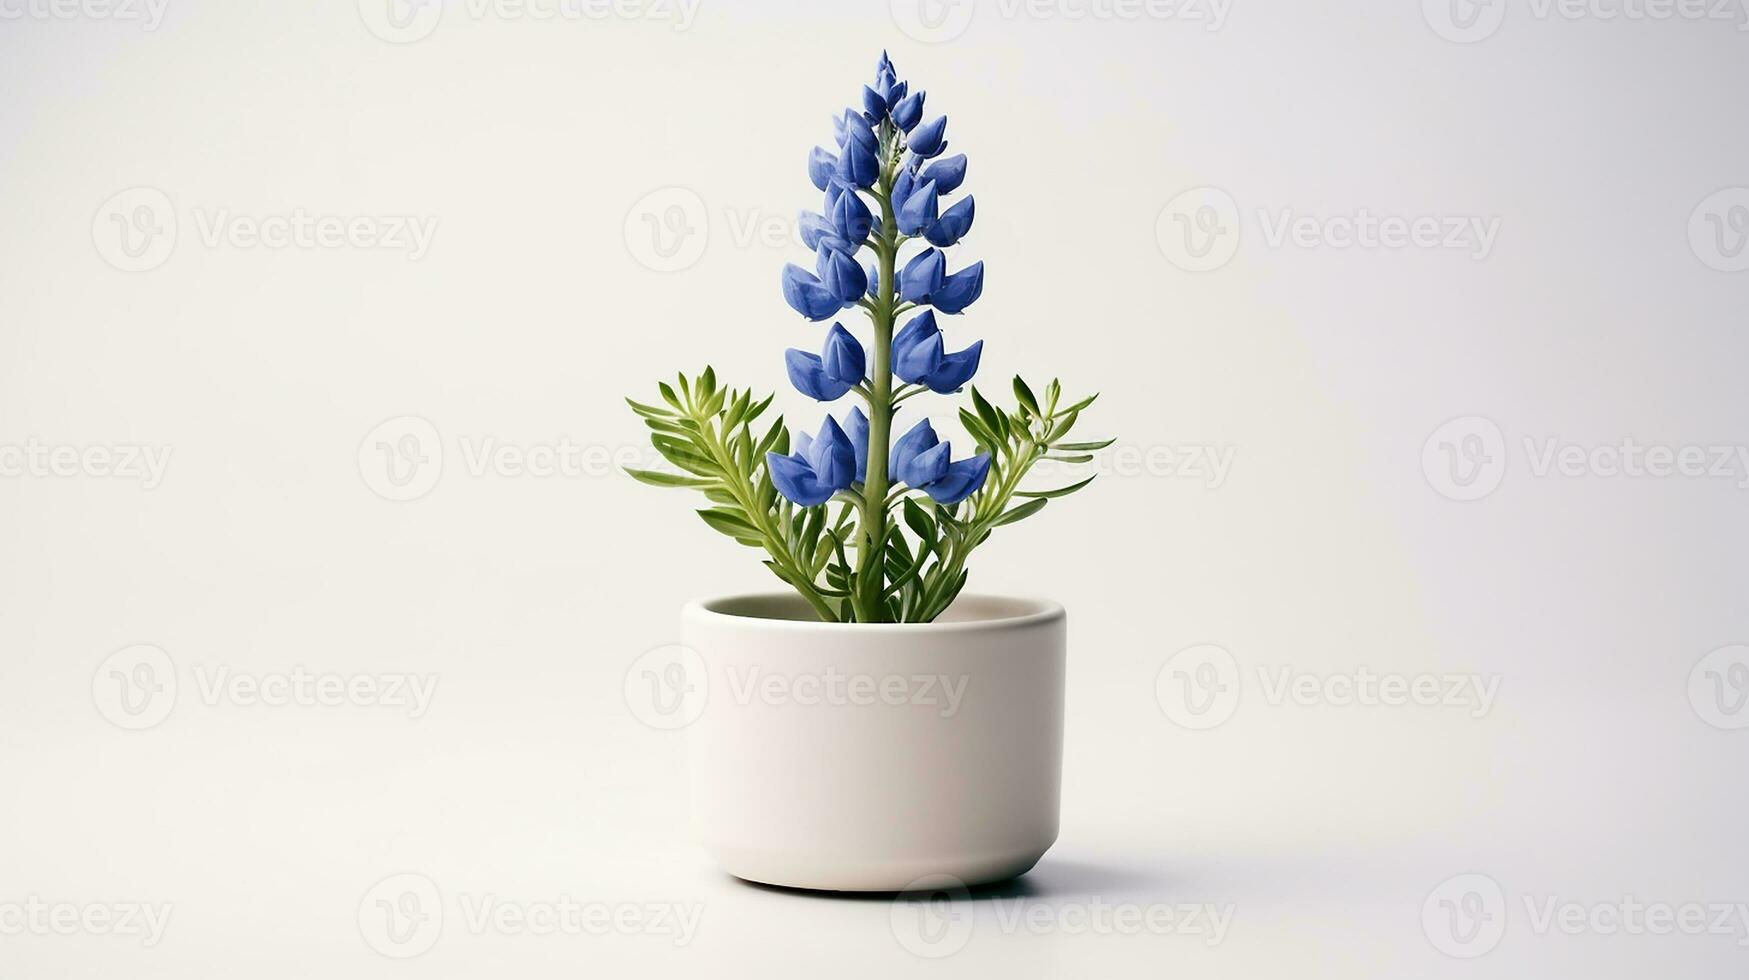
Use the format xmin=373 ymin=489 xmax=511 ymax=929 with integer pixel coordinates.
xmin=853 ymin=126 xmax=906 ymax=622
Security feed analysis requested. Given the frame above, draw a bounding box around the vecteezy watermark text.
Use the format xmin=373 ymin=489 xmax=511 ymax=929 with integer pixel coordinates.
xmin=92 ymin=645 xmax=439 ymax=730
xmin=93 ymin=187 xmax=438 ymax=273
xmin=0 ymin=899 xmax=173 ymax=947
xmin=0 ymin=0 xmax=168 ymax=29
xmin=1424 ymin=872 xmax=1749 ymax=957
xmin=1422 ymin=415 xmax=1749 ymax=501
xmin=1155 ymin=644 xmax=1500 ymax=730
xmin=357 ymin=873 xmax=701 ymax=959
xmin=0 ymin=440 xmax=172 ymax=489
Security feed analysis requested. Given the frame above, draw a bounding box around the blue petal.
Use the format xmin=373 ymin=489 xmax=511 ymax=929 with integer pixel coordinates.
xmin=923 ymin=453 xmax=992 ymax=505
xmin=861 ymin=84 xmax=886 ymax=117
xmin=922 ymin=339 xmax=982 ymax=393
xmin=807 ymin=415 xmax=857 ymax=491
xmin=889 ymin=418 xmax=939 ymax=480
xmin=782 ymin=263 xmax=845 ymax=321
xmin=845 ymin=406 xmax=870 ymax=484
xmin=909 ymin=115 xmax=948 ymax=157
xmin=827 ymin=188 xmax=873 ymax=245
xmin=892 ymin=90 xmax=925 ymax=131
xmin=834 ymin=136 xmax=879 ymax=189
xmin=897 ymin=180 xmax=940 ymax=237
xmin=890 ymin=310 xmax=943 ymax=384
xmin=930 ymin=260 xmax=984 ymax=314
xmin=821 ymin=323 xmax=866 ymax=385
xmin=785 ymin=349 xmax=853 ymax=402
xmin=799 ymin=211 xmax=850 ymax=253
xmin=897 ymin=248 xmax=946 ymax=304
xmin=899 ymin=440 xmax=952 ymax=488
xmin=767 ymin=452 xmax=836 ymax=506
xmin=817 ymin=247 xmax=868 ymax=304
xmin=808 ymin=147 xmax=837 ymax=192
xmin=924 ymin=195 xmax=975 ymax=247
xmin=920 ymin=154 xmax=966 ymax=194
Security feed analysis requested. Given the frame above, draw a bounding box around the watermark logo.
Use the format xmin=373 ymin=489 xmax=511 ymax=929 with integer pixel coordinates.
xmin=359 ymin=873 xmax=443 ymax=959
xmin=1424 ymin=873 xmax=1507 ymax=957
xmin=0 ymin=899 xmax=173 ymax=947
xmin=1156 ymin=186 xmax=1240 ymax=272
xmin=891 ymin=0 xmax=977 ymax=41
xmin=1424 ymin=417 xmax=1749 ymax=500
xmin=1422 ymin=0 xmax=1506 ymax=42
xmin=1422 ymin=415 xmax=1507 ymax=501
xmin=92 ymin=644 xmax=177 ymax=730
xmin=890 ymin=874 xmax=975 ymax=958
xmin=1157 ymin=647 xmax=1501 ymax=729
xmin=359 ymin=416 xmax=444 ymax=502
xmin=1155 ymin=643 xmax=1241 ymax=730
xmin=624 ymin=187 xmax=709 ymax=272
xmin=357 ymin=0 xmax=443 ymax=42
xmin=93 ymin=187 xmax=177 ymax=273
xmin=1689 ymin=644 xmax=1749 ymax=730
xmin=1159 ymin=189 xmax=1500 ymax=270
xmin=1689 ymin=187 xmax=1749 ymax=272
xmin=624 ymin=644 xmax=708 ymax=730
xmin=93 ymin=188 xmax=437 ymax=271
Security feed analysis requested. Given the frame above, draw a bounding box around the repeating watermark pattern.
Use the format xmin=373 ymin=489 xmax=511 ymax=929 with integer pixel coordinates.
xmin=0 ymin=0 xmax=168 ymax=30
xmin=1423 ymin=873 xmax=1749 ymax=957
xmin=889 ymin=0 xmax=1229 ymax=43
xmin=0 ymin=899 xmax=173 ymax=948
xmin=93 ymin=187 xmax=437 ymax=272
xmin=358 ymin=416 xmax=664 ymax=502
xmin=92 ymin=646 xmax=439 ymax=729
xmin=888 ymin=874 xmax=1233 ymax=958
xmin=623 ymin=645 xmax=972 ymax=728
xmin=725 ymin=665 xmax=970 ymax=718
xmin=1425 ymin=0 xmax=1749 ymax=43
xmin=357 ymin=0 xmax=699 ymax=44
xmin=1031 ymin=442 xmax=1235 ymax=489
xmin=1423 ymin=415 xmax=1749 ymax=501
xmin=1157 ymin=188 xmax=1501 ymax=271
xmin=1156 ymin=644 xmax=1500 ymax=730
xmin=358 ymin=873 xmax=702 ymax=958
xmin=623 ymin=644 xmax=708 ymax=730
xmin=1689 ymin=644 xmax=1749 ymax=730
xmin=0 ymin=439 xmax=173 ymax=489
xmin=1689 ymin=188 xmax=1749 ymax=272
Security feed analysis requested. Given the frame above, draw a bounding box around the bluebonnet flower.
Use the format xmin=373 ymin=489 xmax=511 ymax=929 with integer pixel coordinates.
xmin=816 ymin=246 xmax=867 ymax=302
xmin=782 ymin=263 xmax=848 ymax=320
xmin=827 ymin=187 xmax=873 ymax=245
xmin=920 ymin=154 xmax=966 ymax=194
xmin=785 ymin=323 xmax=866 ymax=402
xmin=889 ymin=419 xmax=991 ymax=505
xmin=897 ymin=248 xmax=985 ymax=314
xmin=834 ymin=113 xmax=880 ymax=188
xmin=908 ymin=116 xmax=949 ymax=158
xmin=767 ymin=414 xmax=859 ymax=506
xmin=808 ymin=147 xmax=837 ymax=192
xmin=891 ymin=311 xmax=982 ymax=393
xmin=891 ymin=90 xmax=925 ymax=131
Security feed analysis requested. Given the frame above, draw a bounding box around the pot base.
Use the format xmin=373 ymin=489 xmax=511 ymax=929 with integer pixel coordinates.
xmin=710 ymin=840 xmax=1054 ymax=893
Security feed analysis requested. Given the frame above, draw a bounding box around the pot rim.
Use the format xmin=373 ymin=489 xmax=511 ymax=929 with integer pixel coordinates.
xmin=684 ymin=592 xmax=1064 ymax=633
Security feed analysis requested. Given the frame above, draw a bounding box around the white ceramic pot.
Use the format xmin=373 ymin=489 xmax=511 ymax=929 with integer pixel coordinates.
xmin=682 ymin=593 xmax=1066 ymax=892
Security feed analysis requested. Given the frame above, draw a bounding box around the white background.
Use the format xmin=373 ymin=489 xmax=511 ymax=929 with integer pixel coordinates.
xmin=3 ymin=0 xmax=1748 ymax=976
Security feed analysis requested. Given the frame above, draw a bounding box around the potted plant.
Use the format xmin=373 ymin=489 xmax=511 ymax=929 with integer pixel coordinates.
xmin=627 ymin=53 xmax=1111 ymax=892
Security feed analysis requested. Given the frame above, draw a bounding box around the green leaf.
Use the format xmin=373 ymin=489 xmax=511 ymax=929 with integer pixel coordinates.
xmin=1013 ymin=376 xmax=1041 ymax=418
xmin=971 ymin=386 xmax=1006 ymax=441
xmin=1058 ymin=393 xmax=1099 ymax=416
xmin=1056 ymin=438 xmax=1116 ymax=452
xmin=657 ymin=382 xmax=683 ymax=411
xmin=1016 ymin=475 xmax=1096 ymax=499
xmin=992 ymin=498 xmax=1049 ymax=526
xmin=1045 ymin=453 xmax=1095 ymax=464
xmin=1047 ymin=410 xmax=1079 ymax=444
xmin=624 ymin=467 xmax=713 ymax=489
xmin=698 ymin=507 xmax=758 ymax=538
xmin=902 ymin=497 xmax=936 ymax=543
xmin=958 ymin=408 xmax=1001 ymax=453
xmin=625 ymin=397 xmax=673 ymax=419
